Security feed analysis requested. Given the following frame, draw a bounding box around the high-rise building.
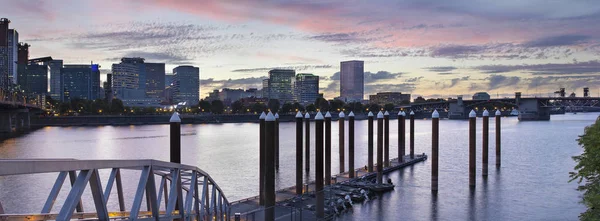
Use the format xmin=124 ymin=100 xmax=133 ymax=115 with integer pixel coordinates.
xmin=267 ymin=69 xmax=295 ymax=103
xmin=111 ymin=58 xmax=145 ymax=101
xmin=104 ymin=73 xmax=113 ymax=101
xmin=145 ymin=63 xmax=165 ymax=99
xmin=173 ymin=65 xmax=200 ymax=106
xmin=7 ymin=29 xmax=17 ymax=84
xmin=61 ymin=64 xmax=100 ymax=101
xmin=17 ymin=61 xmax=48 ymax=96
xmin=262 ymin=79 xmax=270 ymax=98
xmin=0 ymin=18 xmax=10 ymax=90
xmin=340 ymin=60 xmax=364 ymax=102
xmin=294 ymin=73 xmax=319 ymax=104
xmin=49 ymin=59 xmax=63 ymax=100
xmin=17 ymin=42 xmax=28 ymax=64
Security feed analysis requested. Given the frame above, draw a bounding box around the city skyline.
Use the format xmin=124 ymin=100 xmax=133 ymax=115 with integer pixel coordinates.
xmin=2 ymin=0 xmax=600 ymax=99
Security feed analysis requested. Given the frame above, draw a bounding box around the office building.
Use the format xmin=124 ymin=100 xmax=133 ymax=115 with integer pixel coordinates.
xmin=111 ymin=58 xmax=145 ymax=101
xmin=266 ymin=69 xmax=295 ymax=103
xmin=145 ymin=63 xmax=165 ymax=99
xmin=206 ymin=88 xmax=261 ymax=105
xmin=17 ymin=61 xmax=48 ymax=96
xmin=49 ymin=59 xmax=63 ymax=100
xmin=165 ymin=73 xmax=174 ymax=88
xmin=340 ymin=60 xmax=364 ymax=102
xmin=61 ymin=64 xmax=100 ymax=101
xmin=262 ymin=79 xmax=270 ymax=98
xmin=369 ymin=92 xmax=411 ymax=105
xmin=7 ymin=29 xmax=17 ymax=84
xmin=104 ymin=73 xmax=113 ymax=101
xmin=294 ymin=73 xmax=319 ymax=104
xmin=0 ymin=18 xmax=10 ymax=89
xmin=173 ymin=65 xmax=200 ymax=106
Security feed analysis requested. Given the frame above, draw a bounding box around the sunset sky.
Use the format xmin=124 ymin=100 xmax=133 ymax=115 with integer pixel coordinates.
xmin=2 ymin=0 xmax=600 ymax=99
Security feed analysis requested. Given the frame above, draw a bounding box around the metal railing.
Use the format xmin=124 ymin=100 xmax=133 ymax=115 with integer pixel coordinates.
xmin=0 ymin=159 xmax=230 ymax=221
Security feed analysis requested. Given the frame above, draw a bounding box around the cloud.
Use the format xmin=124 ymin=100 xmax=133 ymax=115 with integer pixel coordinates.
xmin=405 ymin=76 xmax=424 ymax=82
xmin=424 ymin=66 xmax=457 ymax=73
xmin=437 ymin=72 xmax=455 ymax=75
xmin=231 ymin=65 xmax=333 ymax=73
xmin=522 ymin=34 xmax=591 ymax=48
xmin=486 ymin=75 xmax=521 ymax=90
xmin=365 ymin=71 xmax=403 ymax=81
xmin=443 ymin=76 xmax=470 ymax=89
xmin=119 ymin=51 xmax=193 ymax=64
xmin=365 ymin=84 xmax=416 ymax=94
xmin=475 ymin=60 xmax=600 ymax=75
xmin=201 ymin=77 xmax=265 ymax=90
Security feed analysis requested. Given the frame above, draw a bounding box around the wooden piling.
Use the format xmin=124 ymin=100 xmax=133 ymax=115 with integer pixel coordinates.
xmin=377 ymin=111 xmax=384 ymax=184
xmin=469 ymin=110 xmax=476 ymax=188
xmin=325 ymin=112 xmax=332 ymax=185
xmin=259 ymin=112 xmax=266 ymax=205
xmin=275 ymin=113 xmax=280 ymax=169
xmin=315 ymin=112 xmax=325 ymax=219
xmin=384 ymin=111 xmax=390 ymax=167
xmin=170 ymin=112 xmax=181 ymax=164
xmin=349 ymin=111 xmax=356 ymax=178
xmin=398 ymin=111 xmax=406 ymax=162
xmin=432 ymin=110 xmax=439 ymax=191
xmin=338 ymin=112 xmax=345 ymax=173
xmin=305 ymin=113 xmax=310 ymax=171
xmin=367 ymin=111 xmax=374 ymax=172
xmin=482 ymin=110 xmax=489 ymax=176
xmin=295 ymin=111 xmax=303 ymax=195
xmin=495 ymin=110 xmax=502 ymax=167
xmin=410 ymin=111 xmax=415 ymax=159
xmin=264 ymin=112 xmax=276 ymax=221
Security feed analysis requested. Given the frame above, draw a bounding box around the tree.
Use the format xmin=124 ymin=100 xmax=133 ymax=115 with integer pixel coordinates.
xmin=384 ymin=103 xmax=395 ymax=112
xmin=571 ymin=116 xmax=600 ymax=220
xmin=210 ymin=100 xmax=225 ymax=114
xmin=231 ymin=100 xmax=245 ymax=114
xmin=414 ymin=96 xmax=426 ymax=103
xmin=281 ymin=103 xmax=293 ymax=114
xmin=110 ymin=99 xmax=124 ymax=114
xmin=292 ymin=102 xmax=305 ymax=112
xmin=198 ymin=99 xmax=211 ymax=113
xmin=305 ymin=104 xmax=316 ymax=112
xmin=315 ymin=97 xmax=329 ymax=111
xmin=251 ymin=103 xmax=267 ymax=113
xmin=344 ymin=102 xmax=364 ymax=113
xmin=267 ymin=99 xmax=280 ymax=113
xmin=367 ymin=104 xmax=381 ymax=113
xmin=330 ymin=99 xmax=345 ymax=112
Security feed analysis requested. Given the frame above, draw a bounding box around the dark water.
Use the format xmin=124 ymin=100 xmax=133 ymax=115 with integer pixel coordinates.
xmin=0 ymin=113 xmax=594 ymax=220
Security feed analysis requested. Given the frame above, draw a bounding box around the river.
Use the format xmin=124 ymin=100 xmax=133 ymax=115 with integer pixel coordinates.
xmin=0 ymin=113 xmax=594 ymax=220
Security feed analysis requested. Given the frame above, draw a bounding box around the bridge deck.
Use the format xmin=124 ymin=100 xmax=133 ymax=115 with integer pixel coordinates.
xmin=229 ymin=154 xmax=427 ymax=220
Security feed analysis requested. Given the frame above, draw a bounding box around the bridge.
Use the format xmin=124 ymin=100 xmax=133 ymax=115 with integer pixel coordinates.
xmin=0 ymin=89 xmax=44 ymax=134
xmin=403 ymin=93 xmax=600 ymax=121
xmin=0 ymin=159 xmax=230 ymax=221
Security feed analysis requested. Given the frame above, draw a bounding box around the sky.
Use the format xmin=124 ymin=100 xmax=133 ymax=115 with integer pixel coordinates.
xmin=2 ymin=0 xmax=600 ymax=99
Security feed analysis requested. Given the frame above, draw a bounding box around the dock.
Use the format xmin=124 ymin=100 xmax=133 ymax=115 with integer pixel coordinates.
xmin=229 ymin=154 xmax=427 ymax=220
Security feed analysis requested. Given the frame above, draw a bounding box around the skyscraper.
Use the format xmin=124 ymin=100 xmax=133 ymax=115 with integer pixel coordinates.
xmin=267 ymin=69 xmax=295 ymax=103
xmin=340 ymin=60 xmax=364 ymax=102
xmin=49 ymin=59 xmax=63 ymax=100
xmin=0 ymin=18 xmax=10 ymax=90
xmin=7 ymin=29 xmax=17 ymax=84
xmin=17 ymin=59 xmax=48 ymax=96
xmin=111 ymin=58 xmax=145 ymax=102
xmin=145 ymin=63 xmax=165 ymax=99
xmin=173 ymin=65 xmax=200 ymax=106
xmin=294 ymin=73 xmax=319 ymax=104
xmin=61 ymin=64 xmax=100 ymax=101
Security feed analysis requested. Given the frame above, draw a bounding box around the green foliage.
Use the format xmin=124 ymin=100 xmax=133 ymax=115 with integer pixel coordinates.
xmin=305 ymin=104 xmax=316 ymax=112
xmin=330 ymin=99 xmax=345 ymax=112
xmin=414 ymin=96 xmax=426 ymax=103
xmin=571 ymin=116 xmax=600 ymax=220
xmin=344 ymin=102 xmax=364 ymax=113
xmin=384 ymin=103 xmax=395 ymax=112
xmin=281 ymin=103 xmax=293 ymax=113
xmin=367 ymin=104 xmax=381 ymax=112
xmin=231 ymin=100 xmax=245 ymax=114
xmin=292 ymin=102 xmax=304 ymax=112
xmin=198 ymin=99 xmax=211 ymax=112
xmin=315 ymin=97 xmax=329 ymax=111
xmin=268 ymin=99 xmax=280 ymax=113
xmin=251 ymin=103 xmax=267 ymax=113
xmin=210 ymin=100 xmax=225 ymax=114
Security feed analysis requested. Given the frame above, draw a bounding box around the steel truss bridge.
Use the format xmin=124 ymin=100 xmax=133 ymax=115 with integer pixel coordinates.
xmin=0 ymin=159 xmax=230 ymax=221
xmin=406 ymin=97 xmax=600 ymax=113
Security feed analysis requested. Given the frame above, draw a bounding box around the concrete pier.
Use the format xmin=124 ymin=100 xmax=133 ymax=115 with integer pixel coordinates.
xmin=338 ymin=112 xmax=345 ymax=174
xmin=469 ymin=110 xmax=476 ymax=187
xmin=377 ymin=111 xmax=384 ymax=184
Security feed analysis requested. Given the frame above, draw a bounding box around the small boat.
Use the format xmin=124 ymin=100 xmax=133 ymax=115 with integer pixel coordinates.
xmin=368 ymin=183 xmax=395 ymax=192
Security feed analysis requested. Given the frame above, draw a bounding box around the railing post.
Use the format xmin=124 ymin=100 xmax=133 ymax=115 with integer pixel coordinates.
xmin=295 ymin=111 xmax=303 ymax=195
xmin=469 ymin=110 xmax=476 ymax=188
xmin=432 ymin=110 xmax=440 ymax=191
xmin=367 ymin=111 xmax=374 ymax=172
xmin=377 ymin=111 xmax=384 ymax=184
